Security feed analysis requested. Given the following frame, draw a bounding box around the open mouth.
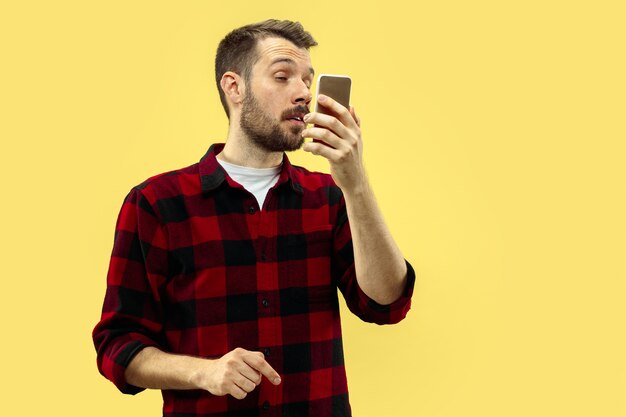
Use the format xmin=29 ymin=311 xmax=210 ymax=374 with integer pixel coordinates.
xmin=286 ymin=115 xmax=305 ymax=125
xmin=283 ymin=106 xmax=309 ymax=126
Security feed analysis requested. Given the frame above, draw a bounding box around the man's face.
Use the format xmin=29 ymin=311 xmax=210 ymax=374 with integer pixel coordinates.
xmin=239 ymin=37 xmax=315 ymax=153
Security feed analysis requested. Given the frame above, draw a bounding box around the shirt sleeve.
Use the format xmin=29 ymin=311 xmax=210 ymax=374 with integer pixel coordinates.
xmin=332 ymin=192 xmax=416 ymax=325
xmin=92 ymin=187 xmax=169 ymax=394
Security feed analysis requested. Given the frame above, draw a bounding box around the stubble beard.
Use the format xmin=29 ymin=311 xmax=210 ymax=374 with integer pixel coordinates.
xmin=239 ymin=90 xmax=306 ymax=153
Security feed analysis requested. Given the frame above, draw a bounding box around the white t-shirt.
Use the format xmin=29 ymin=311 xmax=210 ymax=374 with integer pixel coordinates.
xmin=217 ymin=158 xmax=282 ymax=209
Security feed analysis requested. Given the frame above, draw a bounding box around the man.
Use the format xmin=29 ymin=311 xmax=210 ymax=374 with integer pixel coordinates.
xmin=93 ymin=19 xmax=415 ymax=417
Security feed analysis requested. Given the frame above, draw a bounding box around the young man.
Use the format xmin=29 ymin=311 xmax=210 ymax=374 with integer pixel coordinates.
xmin=93 ymin=19 xmax=415 ymax=417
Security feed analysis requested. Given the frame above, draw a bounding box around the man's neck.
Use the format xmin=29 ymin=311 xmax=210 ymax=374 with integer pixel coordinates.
xmin=219 ymin=124 xmax=283 ymax=168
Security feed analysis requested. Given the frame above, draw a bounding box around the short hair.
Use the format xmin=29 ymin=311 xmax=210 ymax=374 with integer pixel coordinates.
xmin=215 ymin=19 xmax=318 ymax=118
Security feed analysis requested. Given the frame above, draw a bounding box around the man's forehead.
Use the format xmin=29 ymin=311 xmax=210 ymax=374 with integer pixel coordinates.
xmin=255 ymin=37 xmax=313 ymax=72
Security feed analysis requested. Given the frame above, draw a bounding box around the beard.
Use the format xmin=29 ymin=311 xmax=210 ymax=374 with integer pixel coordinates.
xmin=239 ymin=90 xmax=308 ymax=153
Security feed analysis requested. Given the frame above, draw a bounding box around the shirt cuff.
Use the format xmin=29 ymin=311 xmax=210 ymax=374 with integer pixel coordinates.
xmin=352 ymin=259 xmax=416 ymax=325
xmin=102 ymin=338 xmax=157 ymax=395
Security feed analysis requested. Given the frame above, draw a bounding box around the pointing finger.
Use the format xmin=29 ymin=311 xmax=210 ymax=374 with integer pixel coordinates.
xmin=244 ymin=354 xmax=281 ymax=385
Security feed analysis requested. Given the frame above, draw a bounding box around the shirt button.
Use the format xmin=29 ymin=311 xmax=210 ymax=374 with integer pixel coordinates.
xmin=263 ymin=400 xmax=270 ymax=410
xmin=262 ymin=299 xmax=269 ymax=308
xmin=248 ymin=206 xmax=255 ymax=214
xmin=263 ymin=347 xmax=271 ymax=357
xmin=260 ymin=252 xmax=267 ymax=261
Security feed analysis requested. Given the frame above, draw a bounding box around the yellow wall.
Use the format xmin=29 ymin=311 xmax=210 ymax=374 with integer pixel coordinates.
xmin=2 ymin=1 xmax=625 ymax=415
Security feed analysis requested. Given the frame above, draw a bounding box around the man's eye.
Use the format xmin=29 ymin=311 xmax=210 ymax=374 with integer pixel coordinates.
xmin=275 ymin=77 xmax=287 ymax=81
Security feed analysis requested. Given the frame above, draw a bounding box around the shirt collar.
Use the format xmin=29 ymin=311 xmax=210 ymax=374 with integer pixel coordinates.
xmin=198 ymin=143 xmax=304 ymax=195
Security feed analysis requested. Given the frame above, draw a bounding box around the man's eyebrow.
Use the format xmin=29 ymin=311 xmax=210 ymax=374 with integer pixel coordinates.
xmin=270 ymin=58 xmax=315 ymax=76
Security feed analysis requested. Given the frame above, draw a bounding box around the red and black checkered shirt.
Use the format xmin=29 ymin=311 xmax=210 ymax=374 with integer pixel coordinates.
xmin=93 ymin=143 xmax=415 ymax=417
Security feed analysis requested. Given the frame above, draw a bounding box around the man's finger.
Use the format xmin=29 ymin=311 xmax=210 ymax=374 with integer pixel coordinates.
xmin=229 ymin=383 xmax=248 ymax=400
xmin=350 ymin=106 xmax=360 ymax=127
xmin=301 ymin=127 xmax=344 ymax=151
xmin=233 ymin=373 xmax=257 ymax=393
xmin=303 ymin=112 xmax=349 ymax=138
xmin=238 ymin=363 xmax=262 ymax=386
xmin=243 ymin=354 xmax=281 ymax=385
xmin=316 ymin=94 xmax=357 ymax=129
xmin=302 ymin=141 xmax=343 ymax=162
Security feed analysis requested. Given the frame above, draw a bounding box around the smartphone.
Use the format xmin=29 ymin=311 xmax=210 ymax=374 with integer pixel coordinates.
xmin=314 ymin=74 xmax=352 ymax=116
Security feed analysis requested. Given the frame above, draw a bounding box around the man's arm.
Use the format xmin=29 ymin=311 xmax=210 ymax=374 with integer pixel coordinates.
xmin=93 ymin=188 xmax=280 ymax=398
xmin=340 ymin=180 xmax=408 ymax=304
xmin=125 ymin=347 xmax=281 ymax=399
xmin=302 ymin=95 xmax=409 ymax=305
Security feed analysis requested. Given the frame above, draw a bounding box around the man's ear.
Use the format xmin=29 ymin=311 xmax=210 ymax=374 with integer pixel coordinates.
xmin=220 ymin=71 xmax=245 ymax=110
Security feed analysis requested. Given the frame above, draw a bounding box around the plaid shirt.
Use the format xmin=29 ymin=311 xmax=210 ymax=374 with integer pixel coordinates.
xmin=93 ymin=143 xmax=415 ymax=417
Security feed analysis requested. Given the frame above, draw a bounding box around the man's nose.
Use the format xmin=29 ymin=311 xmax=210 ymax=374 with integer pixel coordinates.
xmin=294 ymin=83 xmax=312 ymax=106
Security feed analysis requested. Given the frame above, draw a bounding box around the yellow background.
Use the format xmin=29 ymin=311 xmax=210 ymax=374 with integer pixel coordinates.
xmin=1 ymin=0 xmax=625 ymax=415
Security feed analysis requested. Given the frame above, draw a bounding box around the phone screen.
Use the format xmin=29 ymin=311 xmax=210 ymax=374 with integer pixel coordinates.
xmin=315 ymin=75 xmax=351 ymax=115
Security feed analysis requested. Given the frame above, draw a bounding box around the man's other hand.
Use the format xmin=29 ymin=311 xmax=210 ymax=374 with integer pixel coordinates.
xmin=192 ymin=347 xmax=281 ymax=399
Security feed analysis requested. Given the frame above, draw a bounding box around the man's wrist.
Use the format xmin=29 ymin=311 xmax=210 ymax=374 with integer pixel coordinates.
xmin=187 ymin=356 xmax=215 ymax=391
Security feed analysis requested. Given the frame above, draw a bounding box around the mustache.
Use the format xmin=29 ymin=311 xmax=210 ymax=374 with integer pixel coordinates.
xmin=281 ymin=105 xmax=310 ymax=119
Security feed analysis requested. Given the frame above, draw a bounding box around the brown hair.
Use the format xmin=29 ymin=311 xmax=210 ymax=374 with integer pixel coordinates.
xmin=215 ymin=19 xmax=318 ymax=118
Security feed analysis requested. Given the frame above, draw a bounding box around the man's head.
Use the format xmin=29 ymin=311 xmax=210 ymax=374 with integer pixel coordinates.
xmin=215 ymin=20 xmax=317 ymax=118
xmin=215 ymin=20 xmax=317 ymax=152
